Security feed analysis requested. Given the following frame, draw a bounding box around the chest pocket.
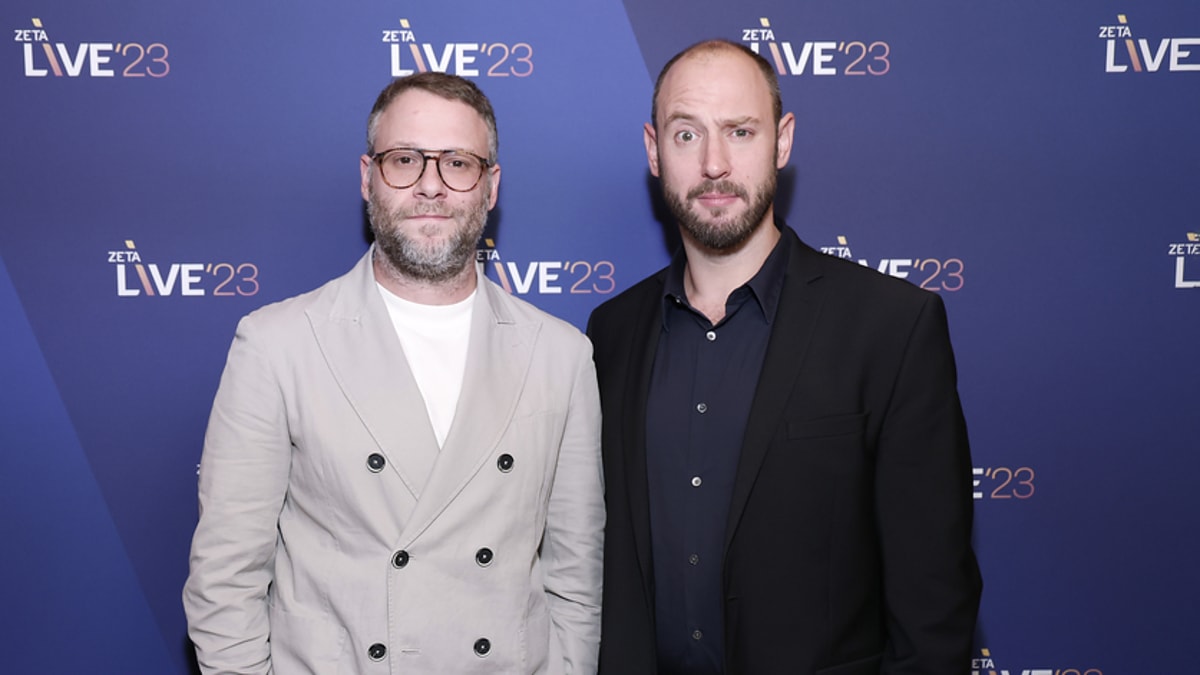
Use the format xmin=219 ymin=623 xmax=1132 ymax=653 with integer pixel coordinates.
xmin=784 ymin=412 xmax=868 ymax=475
xmin=787 ymin=412 xmax=867 ymax=439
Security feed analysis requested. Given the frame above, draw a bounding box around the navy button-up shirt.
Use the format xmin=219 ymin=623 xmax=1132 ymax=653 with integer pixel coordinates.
xmin=646 ymin=231 xmax=789 ymax=674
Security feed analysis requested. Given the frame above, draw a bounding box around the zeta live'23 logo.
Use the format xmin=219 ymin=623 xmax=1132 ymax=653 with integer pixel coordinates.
xmin=107 ymin=241 xmax=259 ymax=298
xmin=477 ymin=238 xmax=615 ymax=296
xmin=15 ymin=17 xmax=169 ymax=78
xmin=741 ymin=17 xmax=890 ymax=76
xmin=382 ymin=18 xmax=532 ymax=78
xmin=819 ymin=235 xmax=963 ymax=292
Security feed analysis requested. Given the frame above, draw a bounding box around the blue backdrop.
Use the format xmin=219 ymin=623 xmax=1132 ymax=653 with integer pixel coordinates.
xmin=2 ymin=1 xmax=1197 ymax=672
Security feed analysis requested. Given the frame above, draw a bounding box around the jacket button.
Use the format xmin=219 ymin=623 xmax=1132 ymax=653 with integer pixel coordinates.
xmin=367 ymin=642 xmax=387 ymax=660
xmin=475 ymin=547 xmax=494 ymax=566
xmin=497 ymin=454 xmax=514 ymax=472
xmin=366 ymin=453 xmax=386 ymax=472
xmin=474 ymin=637 xmax=491 ymax=657
xmin=392 ymin=550 xmax=409 ymax=568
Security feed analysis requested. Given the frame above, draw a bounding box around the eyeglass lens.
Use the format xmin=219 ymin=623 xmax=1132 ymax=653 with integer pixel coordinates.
xmin=378 ymin=149 xmax=485 ymax=191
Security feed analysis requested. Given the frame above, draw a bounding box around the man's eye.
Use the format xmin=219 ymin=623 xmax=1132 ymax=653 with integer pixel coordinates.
xmin=732 ymin=129 xmax=751 ymax=138
xmin=676 ymin=130 xmax=696 ymax=143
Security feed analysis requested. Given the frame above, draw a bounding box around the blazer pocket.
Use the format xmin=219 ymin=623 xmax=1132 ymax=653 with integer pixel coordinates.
xmin=268 ymin=608 xmax=350 ymax=673
xmin=783 ymin=413 xmax=868 ymax=477
xmin=814 ymin=651 xmax=883 ymax=675
xmin=787 ymin=412 xmax=867 ymax=440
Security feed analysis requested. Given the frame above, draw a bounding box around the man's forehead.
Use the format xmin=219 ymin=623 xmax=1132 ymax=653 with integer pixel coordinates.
xmin=376 ymin=91 xmax=488 ymax=144
xmin=382 ymin=89 xmax=475 ymax=119
xmin=665 ymin=49 xmax=764 ymax=87
xmin=657 ymin=55 xmax=770 ymax=122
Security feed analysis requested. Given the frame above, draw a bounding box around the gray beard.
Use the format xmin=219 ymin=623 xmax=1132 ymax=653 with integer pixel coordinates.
xmin=367 ymin=188 xmax=487 ymax=283
xmin=664 ymin=175 xmax=775 ymax=252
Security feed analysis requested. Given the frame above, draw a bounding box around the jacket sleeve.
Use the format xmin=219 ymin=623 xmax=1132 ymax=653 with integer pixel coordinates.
xmin=182 ymin=315 xmax=290 ymax=675
xmin=540 ymin=338 xmax=606 ymax=673
xmin=876 ymin=293 xmax=982 ymax=673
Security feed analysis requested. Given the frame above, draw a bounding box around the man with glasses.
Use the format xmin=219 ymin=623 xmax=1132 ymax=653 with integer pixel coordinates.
xmin=184 ymin=72 xmax=604 ymax=674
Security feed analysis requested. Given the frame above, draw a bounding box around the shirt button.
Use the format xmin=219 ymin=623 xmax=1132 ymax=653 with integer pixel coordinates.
xmin=392 ymin=550 xmax=409 ymax=568
xmin=691 ymin=476 xmax=702 ymax=487
xmin=474 ymin=637 xmax=491 ymax=657
xmin=692 ymin=629 xmax=703 ymax=641
xmin=696 ymin=402 xmax=708 ymax=414
xmin=706 ymin=330 xmax=717 ymax=341
xmin=497 ymin=453 xmax=514 ymax=472
xmin=688 ymin=553 xmax=699 ymax=565
xmin=367 ymin=642 xmax=387 ymax=660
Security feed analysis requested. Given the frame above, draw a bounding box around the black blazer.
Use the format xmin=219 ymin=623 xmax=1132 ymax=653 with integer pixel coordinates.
xmin=587 ymin=225 xmax=981 ymax=675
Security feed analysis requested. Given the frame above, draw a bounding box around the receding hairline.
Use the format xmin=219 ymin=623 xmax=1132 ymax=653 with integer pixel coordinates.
xmin=650 ymin=39 xmax=783 ymax=130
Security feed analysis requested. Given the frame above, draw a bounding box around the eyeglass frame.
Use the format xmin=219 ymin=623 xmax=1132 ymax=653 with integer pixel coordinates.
xmin=368 ymin=147 xmax=495 ymax=193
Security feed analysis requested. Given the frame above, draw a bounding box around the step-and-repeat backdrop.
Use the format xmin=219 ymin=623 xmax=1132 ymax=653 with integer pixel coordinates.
xmin=2 ymin=1 xmax=1196 ymax=672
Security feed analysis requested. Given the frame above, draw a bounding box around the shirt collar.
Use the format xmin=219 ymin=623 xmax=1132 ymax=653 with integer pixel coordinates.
xmin=660 ymin=219 xmax=791 ymax=330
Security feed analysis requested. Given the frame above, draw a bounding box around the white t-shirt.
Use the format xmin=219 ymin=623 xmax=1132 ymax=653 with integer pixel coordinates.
xmin=376 ymin=283 xmax=475 ymax=448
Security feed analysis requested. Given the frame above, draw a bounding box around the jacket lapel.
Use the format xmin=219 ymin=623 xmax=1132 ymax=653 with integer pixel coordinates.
xmin=723 ymin=233 xmax=828 ymax=554
xmin=623 ymin=272 xmax=668 ymax=602
xmin=307 ymin=249 xmax=440 ymax=501
xmin=399 ymin=272 xmax=539 ymax=546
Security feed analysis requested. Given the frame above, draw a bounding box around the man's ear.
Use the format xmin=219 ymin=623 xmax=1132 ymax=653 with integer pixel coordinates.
xmin=775 ymin=112 xmax=795 ymax=169
xmin=360 ymin=155 xmax=372 ymax=201
xmin=644 ymin=123 xmax=661 ymax=178
xmin=486 ymin=163 xmax=501 ymax=211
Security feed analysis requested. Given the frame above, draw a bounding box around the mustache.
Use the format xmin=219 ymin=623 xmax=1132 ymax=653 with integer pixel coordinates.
xmin=687 ymin=180 xmax=748 ymax=201
xmin=398 ymin=202 xmax=454 ymax=218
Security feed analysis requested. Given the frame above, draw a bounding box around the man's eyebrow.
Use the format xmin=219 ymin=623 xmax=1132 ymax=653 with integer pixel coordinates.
xmin=661 ymin=113 xmax=761 ymax=128
xmin=662 ymin=111 xmax=700 ymax=127
xmin=718 ymin=115 xmax=759 ymax=129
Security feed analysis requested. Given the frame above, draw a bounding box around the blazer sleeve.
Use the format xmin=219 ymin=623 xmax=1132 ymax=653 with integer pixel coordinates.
xmin=539 ymin=338 xmax=605 ymax=673
xmin=876 ymin=293 xmax=982 ymax=673
xmin=182 ymin=314 xmax=290 ymax=675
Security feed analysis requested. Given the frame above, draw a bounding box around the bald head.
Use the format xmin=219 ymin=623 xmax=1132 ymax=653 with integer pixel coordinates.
xmin=650 ymin=40 xmax=783 ymax=130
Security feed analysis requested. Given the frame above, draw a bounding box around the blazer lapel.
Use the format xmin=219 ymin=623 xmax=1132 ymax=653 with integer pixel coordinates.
xmin=723 ymin=234 xmax=828 ymax=554
xmin=399 ymin=272 xmax=539 ymax=546
xmin=623 ymin=273 xmax=667 ymax=602
xmin=307 ymin=250 xmax=441 ymax=501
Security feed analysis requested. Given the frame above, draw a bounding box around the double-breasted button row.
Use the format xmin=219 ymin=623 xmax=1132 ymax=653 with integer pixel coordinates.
xmin=375 ymin=452 xmax=512 ymax=473
xmin=392 ymin=548 xmax=493 ymax=569
xmin=369 ymin=639 xmax=491 ymax=661
xmin=475 ymin=547 xmax=493 ymax=566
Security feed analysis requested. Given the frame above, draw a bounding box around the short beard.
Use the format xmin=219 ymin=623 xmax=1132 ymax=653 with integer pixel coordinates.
xmin=367 ymin=184 xmax=488 ymax=283
xmin=663 ymin=174 xmax=775 ymax=252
